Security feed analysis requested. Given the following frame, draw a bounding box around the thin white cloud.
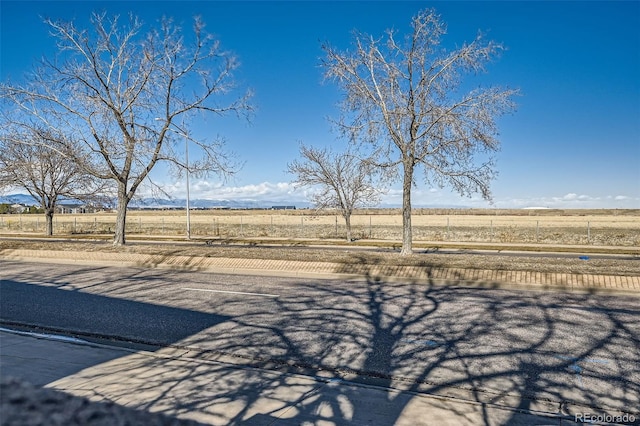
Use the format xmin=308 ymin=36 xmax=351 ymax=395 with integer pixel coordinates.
xmin=193 ymin=181 xmax=304 ymax=201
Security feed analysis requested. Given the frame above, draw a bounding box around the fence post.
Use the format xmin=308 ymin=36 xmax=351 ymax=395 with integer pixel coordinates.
xmin=335 ymin=216 xmax=338 ymax=238
xmin=369 ymin=216 xmax=372 ymax=239
xmin=587 ymin=221 xmax=591 ymax=243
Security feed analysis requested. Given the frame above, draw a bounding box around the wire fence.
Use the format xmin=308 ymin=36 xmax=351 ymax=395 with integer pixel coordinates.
xmin=1 ymin=213 xmax=639 ymax=246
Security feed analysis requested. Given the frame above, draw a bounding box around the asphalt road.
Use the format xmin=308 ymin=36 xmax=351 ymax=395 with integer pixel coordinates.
xmin=1 ymin=259 xmax=639 ymax=416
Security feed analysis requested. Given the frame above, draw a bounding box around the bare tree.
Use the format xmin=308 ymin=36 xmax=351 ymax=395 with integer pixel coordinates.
xmin=322 ymin=9 xmax=518 ymax=254
xmin=1 ymin=12 xmax=252 ymax=245
xmin=0 ymin=129 xmax=101 ymax=236
xmin=288 ymin=144 xmax=382 ymax=242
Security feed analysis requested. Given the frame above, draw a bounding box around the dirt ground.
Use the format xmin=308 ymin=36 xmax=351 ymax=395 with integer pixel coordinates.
xmin=1 ymin=239 xmax=638 ymax=277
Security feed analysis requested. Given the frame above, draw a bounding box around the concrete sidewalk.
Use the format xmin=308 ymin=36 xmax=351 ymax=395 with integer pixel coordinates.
xmin=1 ymin=330 xmax=583 ymax=425
xmin=1 ymin=248 xmax=639 ymax=295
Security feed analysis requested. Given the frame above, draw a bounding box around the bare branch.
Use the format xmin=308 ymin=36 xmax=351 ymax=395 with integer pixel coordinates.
xmin=0 ymin=127 xmax=105 ymax=235
xmin=1 ymin=13 xmax=252 ymax=245
xmin=322 ymin=8 xmax=518 ymax=254
xmin=288 ymin=143 xmax=384 ymax=241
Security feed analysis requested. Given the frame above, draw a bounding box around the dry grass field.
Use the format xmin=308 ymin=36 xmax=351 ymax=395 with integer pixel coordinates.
xmin=1 ymin=209 xmax=639 ymax=277
xmin=1 ymin=208 xmax=639 ymax=247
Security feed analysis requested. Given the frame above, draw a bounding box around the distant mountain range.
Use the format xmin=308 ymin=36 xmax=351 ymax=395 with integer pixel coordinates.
xmin=129 ymin=197 xmax=311 ymax=210
xmin=2 ymin=193 xmax=636 ymax=210
xmin=0 ymin=193 xmax=474 ymax=209
xmin=0 ymin=193 xmax=311 ymax=209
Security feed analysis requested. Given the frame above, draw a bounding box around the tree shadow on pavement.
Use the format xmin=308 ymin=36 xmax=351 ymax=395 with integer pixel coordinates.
xmin=180 ymin=257 xmax=639 ymax=425
xmin=1 ymin=258 xmax=639 ymax=425
xmin=0 ymin=268 xmax=233 ymax=424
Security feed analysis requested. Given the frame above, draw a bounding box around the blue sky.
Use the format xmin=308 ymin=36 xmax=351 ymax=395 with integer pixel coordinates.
xmin=1 ymin=1 xmax=639 ymax=208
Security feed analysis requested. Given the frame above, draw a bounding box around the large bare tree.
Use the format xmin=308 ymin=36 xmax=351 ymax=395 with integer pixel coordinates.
xmin=0 ymin=129 xmax=101 ymax=236
xmin=288 ymin=144 xmax=382 ymax=242
xmin=1 ymin=12 xmax=252 ymax=245
xmin=322 ymin=9 xmax=518 ymax=254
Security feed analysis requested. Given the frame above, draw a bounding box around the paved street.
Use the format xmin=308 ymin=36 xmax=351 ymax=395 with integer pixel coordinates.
xmin=1 ymin=259 xmax=639 ymax=424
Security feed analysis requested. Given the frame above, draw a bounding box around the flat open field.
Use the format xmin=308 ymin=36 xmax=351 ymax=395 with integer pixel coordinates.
xmin=1 ymin=208 xmax=639 ymax=247
xmin=1 ymin=209 xmax=639 ymax=276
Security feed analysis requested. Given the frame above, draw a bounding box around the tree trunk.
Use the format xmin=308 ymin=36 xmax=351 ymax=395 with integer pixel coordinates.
xmin=400 ymin=162 xmax=413 ymax=255
xmin=45 ymin=208 xmax=54 ymax=236
xmin=344 ymin=213 xmax=352 ymax=242
xmin=113 ymin=183 xmax=129 ymax=246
